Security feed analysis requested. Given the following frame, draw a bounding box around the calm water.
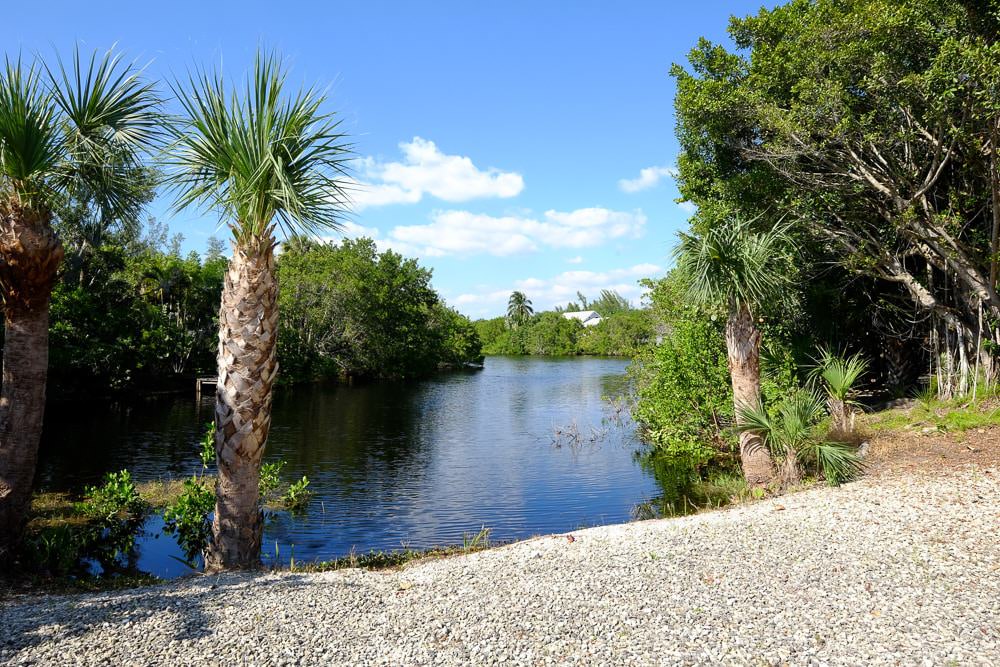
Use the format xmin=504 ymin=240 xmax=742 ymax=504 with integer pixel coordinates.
xmin=37 ymin=356 xmax=661 ymax=576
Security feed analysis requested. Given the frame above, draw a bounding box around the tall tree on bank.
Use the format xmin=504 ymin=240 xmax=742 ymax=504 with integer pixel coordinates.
xmin=506 ymin=291 xmax=533 ymax=328
xmin=166 ymin=52 xmax=351 ymax=570
xmin=674 ymin=216 xmax=795 ymax=485
xmin=0 ymin=50 xmax=159 ymax=561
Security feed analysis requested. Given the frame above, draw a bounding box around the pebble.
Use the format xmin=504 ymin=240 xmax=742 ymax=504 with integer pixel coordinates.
xmin=1 ymin=465 xmax=999 ymax=665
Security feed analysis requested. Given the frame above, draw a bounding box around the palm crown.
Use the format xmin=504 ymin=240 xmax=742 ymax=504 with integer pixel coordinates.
xmin=673 ymin=215 xmax=795 ymax=313
xmin=0 ymin=48 xmax=160 ymax=220
xmin=165 ymin=51 xmax=352 ymax=247
xmin=507 ymin=291 xmax=533 ymax=325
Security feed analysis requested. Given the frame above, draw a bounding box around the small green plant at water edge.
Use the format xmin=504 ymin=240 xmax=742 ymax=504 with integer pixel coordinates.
xmin=281 ymin=476 xmax=313 ymax=511
xmin=77 ymin=470 xmax=148 ymax=522
xmin=463 ymin=526 xmax=492 ymax=550
xmin=163 ymin=477 xmax=215 ymax=563
xmin=259 ymin=461 xmax=286 ymax=500
xmin=199 ymin=422 xmax=216 ymax=469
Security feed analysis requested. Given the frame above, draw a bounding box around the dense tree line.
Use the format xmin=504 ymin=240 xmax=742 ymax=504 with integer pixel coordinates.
xmin=278 ymin=236 xmax=483 ymax=381
xmin=633 ymin=0 xmax=1000 ymax=487
xmin=475 ymin=290 xmax=653 ymax=357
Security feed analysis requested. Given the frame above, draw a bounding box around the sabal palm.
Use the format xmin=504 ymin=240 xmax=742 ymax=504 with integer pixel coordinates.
xmin=809 ymin=348 xmax=868 ymax=436
xmin=166 ymin=51 xmax=350 ymax=570
xmin=0 ymin=49 xmax=159 ymax=560
xmin=507 ymin=291 xmax=533 ymax=327
xmin=735 ymin=390 xmax=865 ymax=486
xmin=674 ymin=215 xmax=794 ymax=485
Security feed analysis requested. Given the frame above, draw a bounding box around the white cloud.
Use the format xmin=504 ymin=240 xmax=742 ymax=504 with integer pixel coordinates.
xmin=350 ymin=137 xmax=524 ymax=210
xmin=618 ymin=165 xmax=677 ymax=193
xmin=386 ymin=207 xmax=647 ymax=258
xmin=678 ymin=201 xmax=697 ymax=214
xmin=567 ymin=255 xmax=584 ymax=264
xmin=449 ymin=263 xmax=663 ymax=317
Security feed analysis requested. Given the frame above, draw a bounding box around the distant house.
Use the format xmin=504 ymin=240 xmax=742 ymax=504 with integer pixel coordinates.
xmin=562 ymin=310 xmax=602 ymax=327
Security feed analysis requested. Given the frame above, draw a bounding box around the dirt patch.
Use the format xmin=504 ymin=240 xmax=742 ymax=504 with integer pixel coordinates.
xmin=864 ymin=424 xmax=1000 ymax=476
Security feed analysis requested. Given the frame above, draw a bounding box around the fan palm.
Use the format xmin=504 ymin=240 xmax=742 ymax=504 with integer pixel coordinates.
xmin=674 ymin=215 xmax=795 ymax=485
xmin=809 ymin=348 xmax=868 ymax=436
xmin=0 ymin=49 xmax=160 ymax=560
xmin=735 ymin=390 xmax=865 ymax=486
xmin=506 ymin=291 xmax=533 ymax=328
xmin=165 ymin=51 xmax=351 ymax=570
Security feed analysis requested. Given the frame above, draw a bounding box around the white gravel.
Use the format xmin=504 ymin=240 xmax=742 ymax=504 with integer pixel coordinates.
xmin=3 ymin=465 xmax=999 ymax=666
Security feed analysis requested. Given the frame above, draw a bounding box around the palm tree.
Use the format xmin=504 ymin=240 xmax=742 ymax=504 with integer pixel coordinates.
xmin=166 ymin=51 xmax=351 ymax=570
xmin=735 ymin=390 xmax=865 ymax=486
xmin=0 ymin=50 xmax=159 ymax=560
xmin=506 ymin=291 xmax=533 ymax=328
xmin=674 ymin=216 xmax=795 ymax=486
xmin=809 ymin=348 xmax=868 ymax=437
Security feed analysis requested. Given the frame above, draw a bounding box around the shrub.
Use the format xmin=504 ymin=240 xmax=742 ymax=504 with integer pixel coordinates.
xmin=162 ymin=477 xmax=215 ymax=563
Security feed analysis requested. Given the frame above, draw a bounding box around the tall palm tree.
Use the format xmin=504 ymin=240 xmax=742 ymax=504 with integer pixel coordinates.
xmin=506 ymin=291 xmax=533 ymax=328
xmin=674 ymin=216 xmax=795 ymax=486
xmin=166 ymin=51 xmax=351 ymax=570
xmin=0 ymin=50 xmax=159 ymax=560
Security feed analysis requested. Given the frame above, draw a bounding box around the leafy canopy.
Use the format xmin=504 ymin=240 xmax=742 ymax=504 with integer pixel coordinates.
xmin=165 ymin=50 xmax=351 ymax=246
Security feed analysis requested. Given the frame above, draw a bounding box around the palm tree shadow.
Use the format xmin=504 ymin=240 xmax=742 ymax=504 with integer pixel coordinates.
xmin=0 ymin=572 xmax=328 ymax=658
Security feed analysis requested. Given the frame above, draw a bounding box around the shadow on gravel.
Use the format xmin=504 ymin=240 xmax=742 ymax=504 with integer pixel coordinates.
xmin=0 ymin=573 xmax=317 ymax=657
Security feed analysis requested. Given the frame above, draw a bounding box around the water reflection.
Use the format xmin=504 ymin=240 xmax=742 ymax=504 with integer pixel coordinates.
xmin=38 ymin=356 xmax=663 ymax=576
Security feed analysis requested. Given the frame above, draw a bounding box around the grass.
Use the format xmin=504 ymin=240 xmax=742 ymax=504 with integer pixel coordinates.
xmin=299 ymin=527 xmax=496 ymax=573
xmin=863 ymin=395 xmax=1000 ymax=434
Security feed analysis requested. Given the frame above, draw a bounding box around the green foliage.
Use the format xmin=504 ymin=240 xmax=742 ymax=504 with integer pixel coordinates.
xmin=736 ymin=391 xmax=865 ymax=486
xmin=506 ymin=291 xmax=534 ymax=327
xmin=278 ymin=236 xmax=482 ymax=380
xmin=810 ymin=349 xmax=869 ymax=403
xmin=162 ymin=477 xmax=215 ymax=563
xmin=281 ymin=476 xmax=313 ymax=511
xmin=258 ymin=461 xmax=286 ymax=500
xmin=165 ymin=49 xmax=351 ymax=245
xmin=576 ymin=309 xmax=652 ymax=356
xmin=631 ymin=308 xmax=733 ymax=469
xmin=0 ymin=47 xmax=161 ymax=218
xmin=199 ymin=422 xmax=215 ymax=469
xmin=77 ymin=470 xmax=147 ymax=522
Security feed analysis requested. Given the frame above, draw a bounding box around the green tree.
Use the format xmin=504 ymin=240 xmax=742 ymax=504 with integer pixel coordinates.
xmin=674 ymin=216 xmax=796 ymax=486
xmin=0 ymin=49 xmax=160 ymax=560
xmin=506 ymin=291 xmax=533 ymax=328
xmin=165 ymin=51 xmax=351 ymax=570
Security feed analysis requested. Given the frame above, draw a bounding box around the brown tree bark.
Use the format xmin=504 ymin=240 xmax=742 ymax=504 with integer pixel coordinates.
xmin=205 ymin=238 xmax=279 ymax=571
xmin=0 ymin=204 xmax=62 ymax=563
xmin=725 ymin=303 xmax=776 ymax=486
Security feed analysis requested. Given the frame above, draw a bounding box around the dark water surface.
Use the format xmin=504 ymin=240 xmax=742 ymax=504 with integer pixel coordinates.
xmin=38 ymin=356 xmax=660 ymax=576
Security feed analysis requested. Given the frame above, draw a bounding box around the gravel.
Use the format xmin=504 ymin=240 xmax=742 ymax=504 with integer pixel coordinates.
xmin=3 ymin=465 xmax=999 ymax=666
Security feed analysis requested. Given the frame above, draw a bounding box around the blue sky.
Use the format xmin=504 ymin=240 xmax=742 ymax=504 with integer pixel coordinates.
xmin=3 ymin=1 xmax=771 ymax=318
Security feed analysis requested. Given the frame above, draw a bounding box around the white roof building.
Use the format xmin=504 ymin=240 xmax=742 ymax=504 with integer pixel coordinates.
xmin=562 ymin=310 xmax=602 ymax=327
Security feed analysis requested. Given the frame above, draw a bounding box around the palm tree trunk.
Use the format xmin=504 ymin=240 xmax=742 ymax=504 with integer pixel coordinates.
xmin=205 ymin=239 xmax=278 ymax=571
xmin=0 ymin=205 xmax=63 ymax=562
xmin=725 ymin=303 xmax=775 ymax=486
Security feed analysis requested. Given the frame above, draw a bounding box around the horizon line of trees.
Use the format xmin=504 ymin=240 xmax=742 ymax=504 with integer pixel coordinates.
xmin=475 ymin=289 xmax=654 ymax=357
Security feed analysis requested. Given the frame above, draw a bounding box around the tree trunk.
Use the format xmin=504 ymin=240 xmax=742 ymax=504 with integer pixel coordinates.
xmin=725 ymin=303 xmax=775 ymax=486
xmin=205 ymin=238 xmax=279 ymax=572
xmin=0 ymin=204 xmax=62 ymax=563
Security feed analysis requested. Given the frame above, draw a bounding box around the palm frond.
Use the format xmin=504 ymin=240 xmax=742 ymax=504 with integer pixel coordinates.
xmin=0 ymin=56 xmax=61 ymax=202
xmin=809 ymin=347 xmax=869 ymax=402
xmin=811 ymin=441 xmax=865 ymax=486
xmin=164 ymin=50 xmax=353 ymax=246
xmin=45 ymin=47 xmax=163 ymax=225
xmin=673 ymin=214 xmax=796 ymax=312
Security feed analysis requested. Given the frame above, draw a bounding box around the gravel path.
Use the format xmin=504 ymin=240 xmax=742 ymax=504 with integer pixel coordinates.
xmin=3 ymin=465 xmax=999 ymax=666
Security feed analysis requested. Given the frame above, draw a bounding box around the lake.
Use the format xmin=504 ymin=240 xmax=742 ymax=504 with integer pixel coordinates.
xmin=37 ymin=355 xmax=663 ymax=577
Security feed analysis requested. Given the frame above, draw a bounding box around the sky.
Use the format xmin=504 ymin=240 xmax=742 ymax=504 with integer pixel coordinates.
xmin=1 ymin=1 xmax=773 ymax=318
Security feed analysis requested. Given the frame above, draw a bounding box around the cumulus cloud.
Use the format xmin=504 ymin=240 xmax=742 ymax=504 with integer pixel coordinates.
xmin=618 ymin=165 xmax=677 ymax=193
xmin=350 ymin=137 xmax=524 ymax=210
xmin=449 ymin=263 xmax=663 ymax=317
xmin=386 ymin=207 xmax=647 ymax=258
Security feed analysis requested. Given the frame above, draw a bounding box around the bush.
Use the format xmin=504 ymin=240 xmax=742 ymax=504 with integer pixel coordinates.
xmin=162 ymin=477 xmax=215 ymax=563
